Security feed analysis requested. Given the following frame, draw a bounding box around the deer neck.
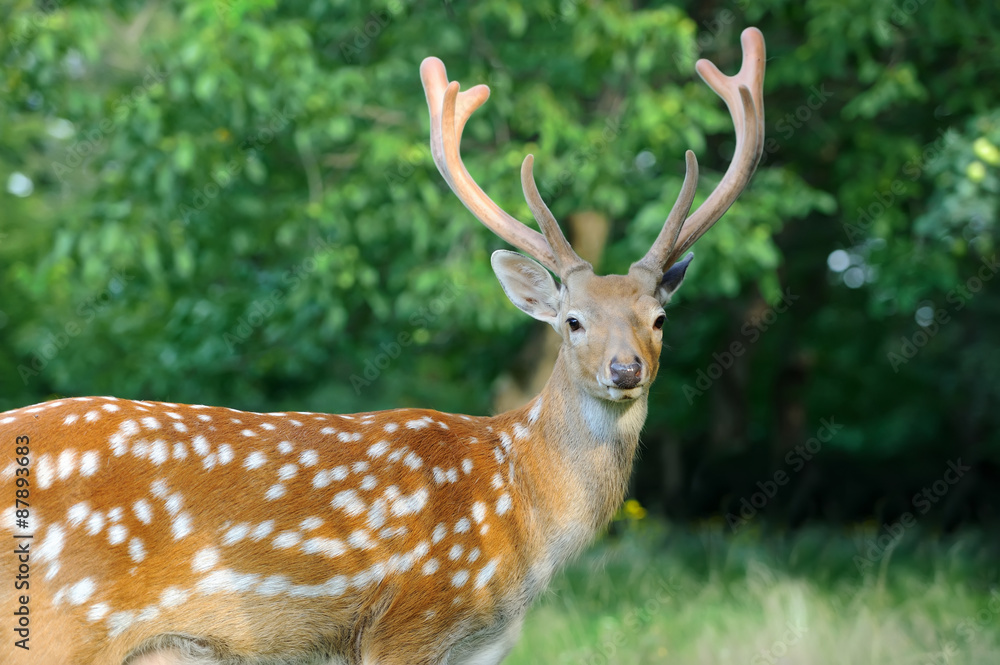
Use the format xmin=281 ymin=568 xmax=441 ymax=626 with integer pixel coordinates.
xmin=497 ymin=349 xmax=647 ymax=585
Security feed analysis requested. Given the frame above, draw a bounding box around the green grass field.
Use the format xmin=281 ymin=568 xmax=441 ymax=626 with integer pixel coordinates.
xmin=507 ymin=521 xmax=1000 ymax=664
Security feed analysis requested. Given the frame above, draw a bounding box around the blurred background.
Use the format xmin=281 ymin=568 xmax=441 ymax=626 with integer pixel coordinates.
xmin=2 ymin=0 xmax=999 ymax=662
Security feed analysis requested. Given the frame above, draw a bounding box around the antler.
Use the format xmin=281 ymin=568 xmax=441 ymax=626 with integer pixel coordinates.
xmin=420 ymin=57 xmax=588 ymax=276
xmin=634 ymin=27 xmax=766 ymax=274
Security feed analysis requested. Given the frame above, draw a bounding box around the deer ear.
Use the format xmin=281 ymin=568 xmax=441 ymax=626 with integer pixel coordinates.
xmin=491 ymin=250 xmax=562 ymax=325
xmin=657 ymin=252 xmax=694 ymax=304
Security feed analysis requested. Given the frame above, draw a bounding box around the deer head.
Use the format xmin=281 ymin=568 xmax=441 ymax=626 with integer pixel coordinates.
xmin=420 ymin=27 xmax=765 ymax=406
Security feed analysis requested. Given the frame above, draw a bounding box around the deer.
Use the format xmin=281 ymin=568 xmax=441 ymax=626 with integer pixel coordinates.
xmin=0 ymin=27 xmax=765 ymax=665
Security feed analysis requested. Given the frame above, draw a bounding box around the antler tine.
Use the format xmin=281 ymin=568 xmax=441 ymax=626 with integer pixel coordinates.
xmin=521 ymin=154 xmax=590 ymax=275
xmin=631 ymin=150 xmax=699 ymax=275
xmin=664 ymin=27 xmax=766 ymax=268
xmin=420 ymin=57 xmax=559 ymax=273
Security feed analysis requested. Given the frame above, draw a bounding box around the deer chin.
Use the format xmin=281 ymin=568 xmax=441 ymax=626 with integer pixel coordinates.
xmin=605 ymin=386 xmax=644 ymax=402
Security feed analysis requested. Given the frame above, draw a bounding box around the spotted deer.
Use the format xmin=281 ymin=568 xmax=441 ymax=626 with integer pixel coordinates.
xmin=0 ymin=28 xmax=765 ymax=665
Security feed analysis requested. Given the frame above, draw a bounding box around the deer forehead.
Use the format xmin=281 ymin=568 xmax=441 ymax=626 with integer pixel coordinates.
xmin=562 ymin=273 xmax=660 ymax=320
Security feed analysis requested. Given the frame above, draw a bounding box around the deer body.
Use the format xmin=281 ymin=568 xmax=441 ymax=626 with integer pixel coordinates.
xmin=1 ymin=346 xmax=643 ymax=665
xmin=1 ymin=28 xmax=766 ymax=664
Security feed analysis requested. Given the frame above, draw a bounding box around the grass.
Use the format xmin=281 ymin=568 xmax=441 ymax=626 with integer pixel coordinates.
xmin=506 ymin=521 xmax=1000 ymax=664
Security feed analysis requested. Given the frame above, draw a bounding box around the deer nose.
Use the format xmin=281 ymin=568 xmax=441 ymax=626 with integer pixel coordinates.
xmin=609 ymin=358 xmax=642 ymax=389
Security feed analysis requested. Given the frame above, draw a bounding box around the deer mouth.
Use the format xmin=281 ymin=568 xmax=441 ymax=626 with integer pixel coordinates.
xmin=606 ymin=386 xmax=644 ymax=401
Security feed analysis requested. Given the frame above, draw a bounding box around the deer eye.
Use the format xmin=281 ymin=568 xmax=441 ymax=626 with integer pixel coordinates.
xmin=653 ymin=314 xmax=666 ymax=330
xmin=566 ymin=317 xmax=582 ymax=332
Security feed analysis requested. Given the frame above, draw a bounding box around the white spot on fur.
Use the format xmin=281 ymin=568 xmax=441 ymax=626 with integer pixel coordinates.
xmin=244 ymin=451 xmax=266 ymax=469
xmin=79 ymin=451 xmax=100 ymax=477
xmin=452 ymin=570 xmax=470 ymax=587
xmin=172 ymin=513 xmax=193 ymax=539
xmin=383 ymin=422 xmax=399 ymax=433
xmin=67 ymin=502 xmax=90 ymax=527
xmin=108 ymin=524 xmax=128 ymax=545
xmin=422 ymin=558 xmax=440 ymax=575
xmin=192 ymin=435 xmax=210 ymax=457
xmin=390 ymin=487 xmax=429 ymax=517
xmin=129 ymin=537 xmax=146 ymax=562
xmin=432 ymin=523 xmax=447 ymax=544
xmin=348 ymin=529 xmax=375 ymax=550
xmin=332 ymin=490 xmax=365 ymax=516
xmin=64 ymin=578 xmax=96 ymax=606
xmin=64 ymin=414 xmax=79 ymax=425
xmin=265 ymin=484 xmax=286 ymax=501
xmin=273 ymin=531 xmax=302 ymax=549
xmin=475 ymin=559 xmax=499 ymax=589
xmin=36 ymin=454 xmax=54 ymax=489
xmin=497 ymin=494 xmax=512 ymax=515
xmin=86 ymin=512 xmax=106 ymax=536
xmin=222 ymin=523 xmax=250 ymax=545
xmin=300 ymin=516 xmax=323 ymax=531
xmin=133 ymin=500 xmax=153 ymax=524
xmin=528 ymin=398 xmax=543 ymax=423
xmin=301 ymin=537 xmax=346 ymax=558
xmin=192 ymin=547 xmax=220 ymax=572
xmin=37 ymin=524 xmax=65 ymax=562
xmin=87 ymin=603 xmax=110 ymax=622
xmin=107 ymin=611 xmax=135 ymax=637
xmin=160 ymin=587 xmax=188 ymax=608
xmin=462 ymin=458 xmax=473 ymax=474
xmin=149 ymin=440 xmax=169 ymax=465
xmin=500 ymin=432 xmax=512 ymax=451
xmin=217 ymin=444 xmax=234 ymax=465
xmin=56 ymin=450 xmax=76 ymax=480
xmin=472 ymin=502 xmax=487 ymax=524
xmin=368 ymin=441 xmax=389 ymax=458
